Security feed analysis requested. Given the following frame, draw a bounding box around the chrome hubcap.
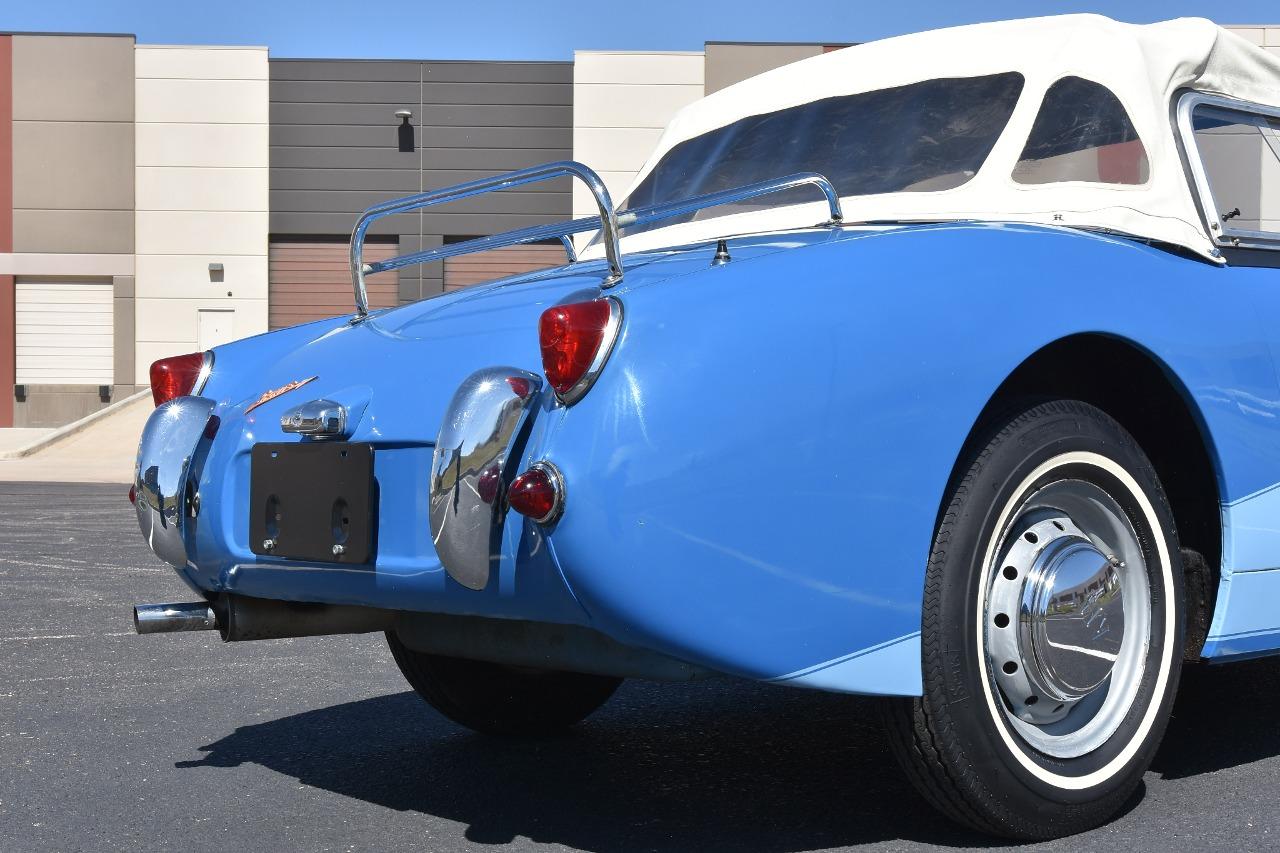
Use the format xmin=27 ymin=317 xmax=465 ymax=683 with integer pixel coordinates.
xmin=984 ymin=479 xmax=1150 ymax=758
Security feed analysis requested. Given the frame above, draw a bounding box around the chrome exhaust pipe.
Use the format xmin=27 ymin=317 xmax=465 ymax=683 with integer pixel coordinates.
xmin=133 ymin=595 xmax=396 ymax=641
xmin=133 ymin=602 xmax=219 ymax=634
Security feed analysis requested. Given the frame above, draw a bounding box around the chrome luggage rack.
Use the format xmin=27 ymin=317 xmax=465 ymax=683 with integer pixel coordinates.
xmin=349 ymin=160 xmax=843 ymax=318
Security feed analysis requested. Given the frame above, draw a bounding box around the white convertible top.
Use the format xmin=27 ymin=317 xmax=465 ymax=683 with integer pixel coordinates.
xmin=605 ymin=15 xmax=1280 ymax=260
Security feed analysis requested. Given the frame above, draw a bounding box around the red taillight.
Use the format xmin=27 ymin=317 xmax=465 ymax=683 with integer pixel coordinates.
xmin=507 ymin=463 xmax=564 ymax=524
xmin=538 ymin=298 xmax=620 ymax=403
xmin=149 ymin=352 xmax=206 ymax=407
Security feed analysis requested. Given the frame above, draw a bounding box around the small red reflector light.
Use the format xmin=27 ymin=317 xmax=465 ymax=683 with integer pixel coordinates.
xmin=128 ymin=485 xmax=136 ymax=505
xmin=538 ymin=298 xmax=618 ymax=403
xmin=149 ymin=352 xmax=206 ymax=407
xmin=507 ymin=464 xmax=563 ymax=524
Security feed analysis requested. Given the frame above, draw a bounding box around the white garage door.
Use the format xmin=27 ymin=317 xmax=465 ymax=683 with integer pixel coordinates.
xmin=15 ymin=280 xmax=114 ymax=385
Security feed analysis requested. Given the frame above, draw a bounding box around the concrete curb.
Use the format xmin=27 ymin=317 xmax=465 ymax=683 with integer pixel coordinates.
xmin=0 ymin=390 xmax=151 ymax=460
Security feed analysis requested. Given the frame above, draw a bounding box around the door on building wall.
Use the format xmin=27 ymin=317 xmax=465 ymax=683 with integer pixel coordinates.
xmin=442 ymin=243 xmax=565 ymax=292
xmin=268 ymin=240 xmax=399 ymax=330
xmin=197 ymin=309 xmax=236 ymax=351
xmin=14 ymin=279 xmax=113 ymax=386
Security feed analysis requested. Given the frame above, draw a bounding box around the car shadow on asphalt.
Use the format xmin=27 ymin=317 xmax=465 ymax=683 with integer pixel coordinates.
xmin=1152 ymin=655 xmax=1280 ymax=780
xmin=169 ymin=650 xmax=1279 ymax=851
xmin=174 ymin=677 xmax=1010 ymax=850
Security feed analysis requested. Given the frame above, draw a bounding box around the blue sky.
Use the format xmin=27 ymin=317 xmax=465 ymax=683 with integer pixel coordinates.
xmin=2 ymin=1 xmax=1276 ymax=60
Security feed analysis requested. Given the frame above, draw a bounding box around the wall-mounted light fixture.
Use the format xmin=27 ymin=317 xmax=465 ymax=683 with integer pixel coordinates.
xmin=208 ymin=262 xmax=225 ymax=283
xmin=99 ymin=385 xmax=113 ymax=403
xmin=14 ymin=384 xmax=26 ymax=402
xmin=395 ymin=109 xmax=415 ymax=153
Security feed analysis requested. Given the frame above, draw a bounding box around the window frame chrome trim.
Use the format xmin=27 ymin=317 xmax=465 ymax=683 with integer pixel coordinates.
xmin=556 ymin=297 xmax=623 ymax=407
xmin=1176 ymin=91 xmax=1280 ymax=253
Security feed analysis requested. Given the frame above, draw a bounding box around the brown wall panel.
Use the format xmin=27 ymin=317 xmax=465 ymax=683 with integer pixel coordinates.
xmin=268 ymin=240 xmax=398 ymax=330
xmin=442 ymin=244 xmax=563 ymax=291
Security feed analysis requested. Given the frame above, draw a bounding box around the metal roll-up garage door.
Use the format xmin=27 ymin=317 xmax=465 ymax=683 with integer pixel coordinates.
xmin=15 ymin=279 xmax=113 ymax=385
xmin=442 ymin=244 xmax=564 ymax=292
xmin=268 ymin=240 xmax=399 ymax=330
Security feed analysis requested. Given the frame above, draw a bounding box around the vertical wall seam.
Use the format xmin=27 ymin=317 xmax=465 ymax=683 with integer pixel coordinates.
xmin=418 ymin=60 xmax=424 ymax=301
xmin=0 ymin=35 xmax=15 ymax=426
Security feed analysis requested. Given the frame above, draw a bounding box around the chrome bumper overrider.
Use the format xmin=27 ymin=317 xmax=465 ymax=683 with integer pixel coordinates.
xmin=429 ymin=367 xmax=543 ymax=590
xmin=134 ymin=396 xmax=216 ymax=569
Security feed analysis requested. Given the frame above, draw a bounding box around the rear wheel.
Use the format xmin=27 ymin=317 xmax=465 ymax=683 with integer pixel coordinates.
xmin=885 ymin=400 xmax=1184 ymax=839
xmin=386 ymin=631 xmax=622 ymax=736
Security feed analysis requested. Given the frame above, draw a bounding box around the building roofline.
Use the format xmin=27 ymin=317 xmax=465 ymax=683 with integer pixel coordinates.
xmin=0 ymin=30 xmax=134 ymax=38
xmin=703 ymin=40 xmax=855 ymax=47
xmin=270 ymin=56 xmax=571 ymax=64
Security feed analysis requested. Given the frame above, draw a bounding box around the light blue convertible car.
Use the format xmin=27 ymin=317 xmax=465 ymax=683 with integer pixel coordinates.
xmin=130 ymin=14 xmax=1280 ymax=840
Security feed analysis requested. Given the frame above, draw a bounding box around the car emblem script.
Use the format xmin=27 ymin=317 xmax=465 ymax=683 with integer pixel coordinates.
xmin=245 ymin=376 xmax=318 ymax=413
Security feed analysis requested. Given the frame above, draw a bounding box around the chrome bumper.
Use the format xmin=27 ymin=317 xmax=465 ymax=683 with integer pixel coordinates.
xmin=429 ymin=367 xmax=543 ymax=590
xmin=134 ymin=396 xmax=216 ymax=569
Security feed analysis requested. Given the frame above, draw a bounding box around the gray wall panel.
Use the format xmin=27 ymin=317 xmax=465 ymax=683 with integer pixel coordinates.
xmin=270 ymin=57 xmax=572 ymax=304
xmin=11 ymin=34 xmax=135 ymax=257
xmin=272 ymin=190 xmax=564 ymax=216
xmin=704 ymin=43 xmax=823 ymax=95
xmin=12 ymin=35 xmax=134 ymax=121
xmin=272 ymin=60 xmax=570 ymax=85
xmin=273 ymin=80 xmax=570 ymax=106
xmin=271 ymin=60 xmax=419 ymax=82
xmin=272 ymin=168 xmax=564 ymax=192
xmin=271 ymin=102 xmax=572 ymax=127
xmin=270 ymin=211 xmax=567 ymax=236
xmin=13 ymin=210 xmax=134 ymax=254
xmin=271 ymin=124 xmax=571 ymax=149
xmin=272 ymin=146 xmax=571 ymax=171
xmin=12 ymin=121 xmax=134 ymax=210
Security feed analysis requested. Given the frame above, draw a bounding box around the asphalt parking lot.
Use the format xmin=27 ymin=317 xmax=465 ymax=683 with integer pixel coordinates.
xmin=2 ymin=481 xmax=1279 ymax=852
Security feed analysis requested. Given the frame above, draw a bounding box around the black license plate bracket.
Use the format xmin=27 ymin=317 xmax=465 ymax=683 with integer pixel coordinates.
xmin=249 ymin=442 xmax=376 ymax=564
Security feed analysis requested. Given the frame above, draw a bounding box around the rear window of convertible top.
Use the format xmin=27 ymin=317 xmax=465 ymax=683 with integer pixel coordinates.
xmin=619 ymin=72 xmax=1025 ymax=233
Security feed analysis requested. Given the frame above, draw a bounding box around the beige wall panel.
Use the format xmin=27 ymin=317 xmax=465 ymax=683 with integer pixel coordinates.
xmin=135 ymin=46 xmax=268 ymax=81
xmin=13 ymin=210 xmax=133 ymax=254
xmin=574 ymin=83 xmax=704 ymax=130
xmin=136 ymin=123 xmax=270 ymax=168
xmin=135 ymin=254 xmax=268 ymax=300
xmin=1267 ymin=28 xmax=1280 ymax=46
xmin=572 ymin=170 xmax=642 ymax=210
xmin=134 ymin=46 xmax=269 ymax=374
xmin=12 ymin=35 xmax=134 ymax=121
xmin=136 ymin=211 xmax=268 ymax=256
xmin=135 ymin=297 xmax=268 ymax=379
xmin=1227 ymin=26 xmax=1267 ymax=45
xmin=136 ymin=78 xmax=270 ymax=124
xmin=573 ymin=127 xmax=665 ymax=172
xmin=12 ymin=121 xmax=134 ymax=210
xmin=574 ymin=51 xmax=705 ymax=85
xmin=136 ymin=167 xmax=269 ymax=212
xmin=136 ymin=295 xmax=267 ymax=342
xmin=705 ymin=43 xmax=822 ymax=95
